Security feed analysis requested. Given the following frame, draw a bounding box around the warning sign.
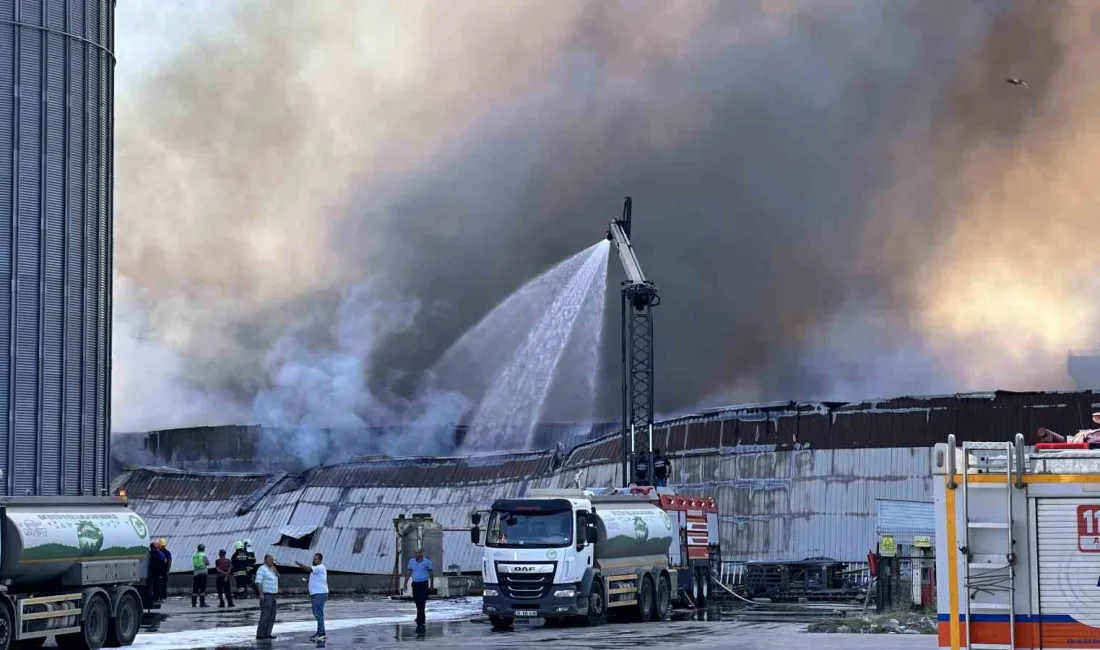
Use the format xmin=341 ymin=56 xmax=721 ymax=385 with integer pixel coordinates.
xmin=913 ymin=535 xmax=932 ymax=548
xmin=880 ymin=535 xmax=897 ymax=557
xmin=1077 ymin=505 xmax=1100 ymax=552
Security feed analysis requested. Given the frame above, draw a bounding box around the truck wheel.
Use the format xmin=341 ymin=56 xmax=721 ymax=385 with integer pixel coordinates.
xmin=694 ymin=567 xmax=709 ymax=608
xmin=0 ymin=604 xmax=11 ymax=650
xmin=584 ymin=579 xmax=606 ymax=626
xmin=636 ymin=575 xmax=655 ymax=622
xmin=59 ymin=594 xmax=108 ymax=650
xmin=105 ymin=592 xmax=141 ymax=647
xmin=651 ymin=574 xmax=671 ymax=622
xmin=488 ymin=615 xmax=514 ymax=630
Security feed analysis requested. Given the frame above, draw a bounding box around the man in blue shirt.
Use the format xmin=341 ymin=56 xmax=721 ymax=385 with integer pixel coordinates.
xmin=403 ymin=549 xmax=434 ymax=628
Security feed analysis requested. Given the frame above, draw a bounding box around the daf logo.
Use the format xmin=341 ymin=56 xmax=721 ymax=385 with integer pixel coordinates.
xmin=514 ymin=566 xmax=536 ymax=572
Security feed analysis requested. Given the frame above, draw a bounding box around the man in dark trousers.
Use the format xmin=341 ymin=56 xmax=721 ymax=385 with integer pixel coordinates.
xmin=634 ymin=450 xmax=651 ymax=486
xmin=231 ymin=542 xmax=250 ymax=599
xmin=244 ymin=539 xmax=258 ymax=599
xmin=191 ymin=544 xmax=210 ymax=608
xmin=146 ymin=543 xmax=165 ymax=610
xmin=255 ymin=554 xmax=280 ymax=641
xmin=157 ymin=539 xmax=172 ymax=603
xmin=653 ymin=448 xmax=670 ymax=487
xmin=215 ymin=549 xmax=235 ymax=608
xmin=403 ymin=548 xmax=434 ymax=629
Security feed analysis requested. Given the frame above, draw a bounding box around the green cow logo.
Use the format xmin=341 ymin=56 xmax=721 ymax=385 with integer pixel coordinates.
xmin=129 ymin=515 xmax=148 ymax=540
xmin=633 ymin=516 xmax=649 ymax=543
xmin=76 ymin=521 xmax=104 ymax=555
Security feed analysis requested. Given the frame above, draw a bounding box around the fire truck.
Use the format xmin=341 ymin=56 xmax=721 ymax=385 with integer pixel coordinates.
xmin=935 ymin=433 xmax=1100 ymax=649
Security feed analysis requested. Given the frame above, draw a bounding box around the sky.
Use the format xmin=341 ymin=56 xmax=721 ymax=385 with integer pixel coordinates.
xmin=109 ymin=1 xmax=1100 ymax=454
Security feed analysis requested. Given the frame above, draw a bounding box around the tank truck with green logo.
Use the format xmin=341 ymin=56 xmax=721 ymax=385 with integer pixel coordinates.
xmin=470 ymin=486 xmax=719 ymax=629
xmin=0 ymin=498 xmax=151 ymax=650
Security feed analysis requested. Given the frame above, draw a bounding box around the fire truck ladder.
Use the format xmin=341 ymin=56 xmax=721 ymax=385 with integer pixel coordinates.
xmin=954 ymin=436 xmax=1026 ymax=650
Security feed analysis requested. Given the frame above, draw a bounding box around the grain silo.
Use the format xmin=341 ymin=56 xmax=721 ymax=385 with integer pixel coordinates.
xmin=0 ymin=0 xmax=114 ymax=496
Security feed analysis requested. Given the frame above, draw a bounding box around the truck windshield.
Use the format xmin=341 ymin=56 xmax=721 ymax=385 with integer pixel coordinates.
xmin=486 ymin=508 xmax=573 ymax=548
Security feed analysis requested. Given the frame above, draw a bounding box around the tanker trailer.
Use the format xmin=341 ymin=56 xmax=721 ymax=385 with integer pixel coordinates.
xmin=0 ymin=497 xmax=149 ymax=650
xmin=472 ymin=487 xmax=718 ymax=629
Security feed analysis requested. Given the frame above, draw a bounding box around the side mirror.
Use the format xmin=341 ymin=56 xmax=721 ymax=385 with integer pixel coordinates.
xmin=586 ymin=523 xmax=598 ymax=545
xmin=470 ymin=526 xmax=481 ymax=545
xmin=471 ymin=512 xmax=481 ymax=526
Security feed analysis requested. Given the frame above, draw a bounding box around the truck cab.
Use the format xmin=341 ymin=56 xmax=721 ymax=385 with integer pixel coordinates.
xmin=470 ymin=487 xmax=718 ymax=629
xmin=474 ymin=497 xmax=597 ymax=626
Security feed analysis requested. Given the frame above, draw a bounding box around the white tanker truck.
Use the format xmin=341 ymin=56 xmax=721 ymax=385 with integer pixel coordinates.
xmin=0 ymin=496 xmax=149 ymax=650
xmin=470 ymin=487 xmax=718 ymax=628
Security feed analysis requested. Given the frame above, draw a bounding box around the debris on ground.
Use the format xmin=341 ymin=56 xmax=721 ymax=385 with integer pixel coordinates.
xmin=806 ymin=611 xmax=936 ymax=635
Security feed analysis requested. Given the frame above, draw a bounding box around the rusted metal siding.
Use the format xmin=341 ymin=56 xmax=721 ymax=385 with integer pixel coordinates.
xmin=563 ymin=390 xmax=1099 ymax=469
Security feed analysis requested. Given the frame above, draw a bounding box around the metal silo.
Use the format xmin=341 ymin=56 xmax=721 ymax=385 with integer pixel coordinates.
xmin=0 ymin=0 xmax=114 ymax=496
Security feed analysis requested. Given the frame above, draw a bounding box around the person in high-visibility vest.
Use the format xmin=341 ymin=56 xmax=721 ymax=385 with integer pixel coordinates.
xmin=191 ymin=544 xmax=210 ymax=608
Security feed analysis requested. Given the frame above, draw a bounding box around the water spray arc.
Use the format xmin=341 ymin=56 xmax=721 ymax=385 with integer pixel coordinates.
xmin=607 ymin=198 xmax=660 ymax=488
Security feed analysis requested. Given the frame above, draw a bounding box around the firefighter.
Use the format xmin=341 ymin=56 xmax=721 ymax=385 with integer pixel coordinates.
xmin=653 ymin=448 xmax=670 ymax=487
xmin=634 ymin=450 xmax=651 ymax=486
xmin=244 ymin=539 xmax=257 ymax=597
xmin=231 ymin=541 xmax=249 ymax=598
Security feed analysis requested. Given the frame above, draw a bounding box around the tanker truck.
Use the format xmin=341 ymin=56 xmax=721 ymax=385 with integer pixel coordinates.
xmin=0 ymin=496 xmax=149 ymax=650
xmin=470 ymin=486 xmax=718 ymax=628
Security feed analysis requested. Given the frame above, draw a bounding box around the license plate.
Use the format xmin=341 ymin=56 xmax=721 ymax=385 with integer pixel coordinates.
xmin=514 ymin=610 xmax=538 ymax=617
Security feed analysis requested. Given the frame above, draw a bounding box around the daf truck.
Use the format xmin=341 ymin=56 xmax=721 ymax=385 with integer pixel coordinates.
xmin=0 ymin=496 xmax=149 ymax=650
xmin=470 ymin=486 xmax=718 ymax=628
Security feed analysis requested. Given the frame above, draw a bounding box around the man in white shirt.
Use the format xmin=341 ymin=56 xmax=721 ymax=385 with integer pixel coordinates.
xmin=296 ymin=553 xmax=328 ymax=641
xmin=254 ymin=554 xmax=279 ymax=641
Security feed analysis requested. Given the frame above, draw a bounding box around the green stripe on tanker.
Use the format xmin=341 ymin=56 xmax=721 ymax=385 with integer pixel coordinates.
xmin=593 ymin=505 xmax=674 ymax=560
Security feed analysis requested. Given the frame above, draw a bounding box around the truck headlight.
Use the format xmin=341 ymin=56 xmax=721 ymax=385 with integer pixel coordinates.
xmin=483 ymin=588 xmax=499 ymax=597
xmin=553 ymin=588 xmax=576 ymax=598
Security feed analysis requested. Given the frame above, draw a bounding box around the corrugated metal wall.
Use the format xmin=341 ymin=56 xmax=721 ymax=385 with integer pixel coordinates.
xmin=0 ymin=0 xmax=113 ymax=496
xmin=122 ymin=445 xmax=934 ymax=575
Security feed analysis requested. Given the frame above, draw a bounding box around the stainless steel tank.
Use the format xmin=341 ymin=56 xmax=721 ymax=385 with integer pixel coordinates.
xmin=0 ymin=0 xmax=114 ymax=496
xmin=1 ymin=499 xmax=149 ymax=585
xmin=592 ymin=503 xmax=674 ymax=561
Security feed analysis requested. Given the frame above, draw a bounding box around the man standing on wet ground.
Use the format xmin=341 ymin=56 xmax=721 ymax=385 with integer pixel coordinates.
xmin=215 ymin=549 xmax=235 ymax=608
xmin=191 ymin=543 xmax=210 ymax=608
xmin=146 ymin=543 xmax=165 ymax=610
xmin=297 ymin=553 xmax=328 ymax=642
xmin=403 ymin=548 xmax=434 ymax=629
xmin=255 ymin=554 xmax=280 ymax=641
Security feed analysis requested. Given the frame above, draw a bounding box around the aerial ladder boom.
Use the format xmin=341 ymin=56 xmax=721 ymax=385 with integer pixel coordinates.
xmin=607 ymin=198 xmax=660 ymax=487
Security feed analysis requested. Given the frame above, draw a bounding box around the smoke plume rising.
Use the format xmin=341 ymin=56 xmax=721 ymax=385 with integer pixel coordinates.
xmin=112 ymin=1 xmax=1100 ymax=448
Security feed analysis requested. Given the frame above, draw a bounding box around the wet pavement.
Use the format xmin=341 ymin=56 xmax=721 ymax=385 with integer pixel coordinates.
xmin=29 ymin=596 xmax=938 ymax=649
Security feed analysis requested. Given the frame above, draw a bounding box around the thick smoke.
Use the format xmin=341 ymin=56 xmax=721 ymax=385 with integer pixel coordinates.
xmin=112 ymin=1 xmax=1099 ymax=447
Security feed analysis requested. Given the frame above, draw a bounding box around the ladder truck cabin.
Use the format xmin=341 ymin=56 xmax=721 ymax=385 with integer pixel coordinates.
xmin=935 ymin=434 xmax=1100 ymax=650
xmin=470 ymin=487 xmax=718 ymax=628
xmin=469 ymin=199 xmax=721 ymax=628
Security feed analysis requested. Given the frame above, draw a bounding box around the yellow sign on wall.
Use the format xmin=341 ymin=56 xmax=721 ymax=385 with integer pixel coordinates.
xmin=880 ymin=534 xmax=897 ymax=557
xmin=913 ymin=535 xmax=932 ymax=548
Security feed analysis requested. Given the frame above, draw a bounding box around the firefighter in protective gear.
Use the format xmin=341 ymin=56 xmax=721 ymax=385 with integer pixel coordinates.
xmin=231 ymin=541 xmax=250 ymax=598
xmin=244 ymin=539 xmax=257 ymax=597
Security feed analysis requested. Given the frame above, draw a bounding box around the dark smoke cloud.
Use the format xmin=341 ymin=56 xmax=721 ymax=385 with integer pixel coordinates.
xmin=113 ymin=0 xmax=1095 ymax=438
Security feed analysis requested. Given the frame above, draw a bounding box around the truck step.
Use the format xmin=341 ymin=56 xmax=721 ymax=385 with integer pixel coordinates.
xmin=969 ymin=644 xmax=1013 ymax=650
xmin=607 ymin=587 xmax=636 ymax=595
xmin=967 ymin=522 xmax=1010 ymax=529
xmin=968 ymin=563 xmax=1010 ymax=571
xmin=968 ymin=482 xmax=1010 ymax=489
